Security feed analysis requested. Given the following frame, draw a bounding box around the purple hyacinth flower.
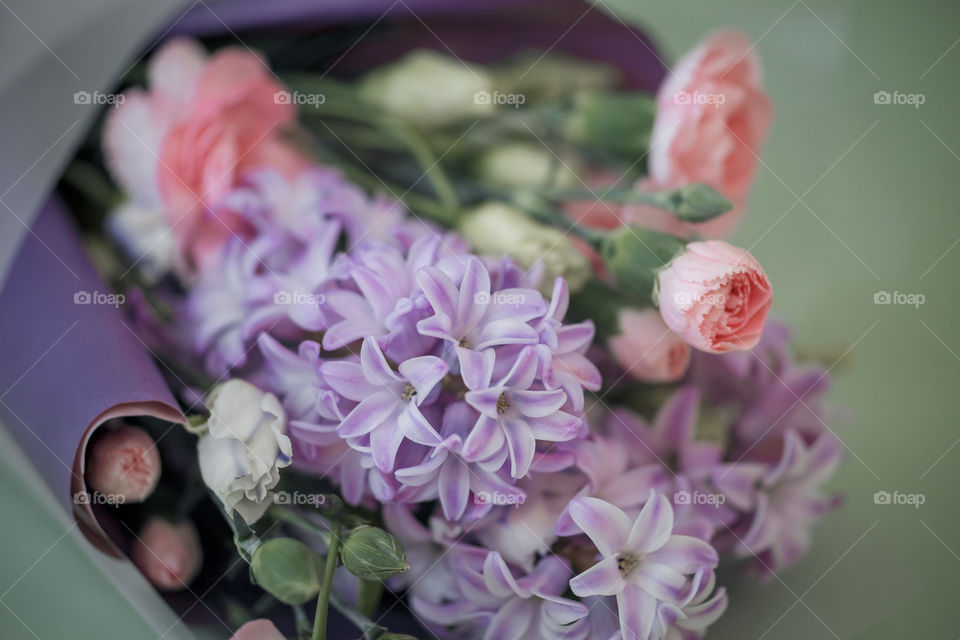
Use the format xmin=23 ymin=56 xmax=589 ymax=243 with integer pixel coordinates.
xmin=412 ymin=552 xmax=590 ymax=640
xmin=463 ymin=347 xmax=582 ymax=479
xmin=321 ymin=337 xmax=447 ymax=472
xmin=395 ymin=402 xmax=525 ymax=521
xmin=659 ymin=569 xmax=728 ymax=640
xmin=535 ymin=278 xmax=602 ymax=413
xmin=416 ymin=256 xmax=546 ymax=390
xmin=567 ymin=492 xmax=718 ymax=640
xmin=712 ymin=429 xmax=842 ymax=575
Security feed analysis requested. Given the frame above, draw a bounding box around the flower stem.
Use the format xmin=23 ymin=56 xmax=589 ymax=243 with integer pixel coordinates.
xmin=312 ymin=520 xmax=340 ymax=640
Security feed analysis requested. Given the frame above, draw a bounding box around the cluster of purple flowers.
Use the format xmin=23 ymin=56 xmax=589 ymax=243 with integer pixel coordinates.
xmin=177 ymin=168 xmax=841 ymax=640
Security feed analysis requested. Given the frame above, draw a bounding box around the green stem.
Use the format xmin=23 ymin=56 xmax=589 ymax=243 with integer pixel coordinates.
xmin=312 ymin=520 xmax=340 ymax=640
xmin=269 ymin=506 xmax=332 ymax=547
xmin=356 ymin=579 xmax=383 ymax=619
xmin=383 ymin=121 xmax=461 ymax=223
xmin=329 ymin=592 xmax=386 ymax=640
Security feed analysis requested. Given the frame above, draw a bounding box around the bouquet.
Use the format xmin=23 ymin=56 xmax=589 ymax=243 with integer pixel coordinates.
xmin=59 ymin=12 xmax=843 ymax=640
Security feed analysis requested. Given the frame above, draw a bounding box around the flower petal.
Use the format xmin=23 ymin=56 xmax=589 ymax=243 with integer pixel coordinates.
xmin=568 ymin=497 xmax=631 ymax=555
xmin=625 ymin=491 xmax=674 ymax=553
xmin=569 ymin=555 xmax=625 ymax=597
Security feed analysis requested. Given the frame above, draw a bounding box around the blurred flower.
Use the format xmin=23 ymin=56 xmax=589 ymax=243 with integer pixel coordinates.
xmin=413 ymin=552 xmax=590 ymax=640
xmin=567 ymin=492 xmax=718 ymax=640
xmin=104 ymin=38 xmax=303 ymax=273
xmin=657 ymin=240 xmax=772 ymax=353
xmin=197 ymin=379 xmax=292 ymax=524
xmin=85 ymin=425 xmax=160 ymax=503
xmin=712 ymin=429 xmax=842 ymax=576
xmin=473 ymin=142 xmax=580 ymax=190
xmin=643 ymin=31 xmax=772 ymax=238
xmin=459 ymin=203 xmax=592 ymax=295
xmin=609 ymin=308 xmax=691 ymax=383
xmin=131 ymin=517 xmax=202 ymax=591
xmin=359 ymin=49 xmax=494 ymax=127
xmin=106 ymin=201 xmax=175 ymax=283
xmin=229 ymin=619 xmax=285 ymax=640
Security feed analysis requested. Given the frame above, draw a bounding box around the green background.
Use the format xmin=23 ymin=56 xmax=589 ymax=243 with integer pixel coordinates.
xmin=1 ymin=0 xmax=957 ymax=637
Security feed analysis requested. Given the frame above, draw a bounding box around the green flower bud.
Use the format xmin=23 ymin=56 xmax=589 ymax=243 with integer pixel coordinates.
xmin=563 ymin=91 xmax=656 ymax=157
xmin=473 ymin=142 xmax=579 ymax=191
xmin=250 ymin=538 xmax=324 ymax=605
xmin=600 ymin=226 xmax=686 ymax=300
xmin=661 ymin=183 xmax=733 ymax=222
xmin=340 ymin=526 xmax=408 ymax=581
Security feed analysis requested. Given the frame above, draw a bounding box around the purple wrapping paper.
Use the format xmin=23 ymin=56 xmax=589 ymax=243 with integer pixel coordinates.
xmin=0 ymin=199 xmax=184 ymax=556
xmin=0 ymin=0 xmax=663 ymax=560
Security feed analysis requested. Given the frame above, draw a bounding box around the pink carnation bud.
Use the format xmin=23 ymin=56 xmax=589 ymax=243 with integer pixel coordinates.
xmin=229 ymin=619 xmax=286 ymax=640
xmin=657 ymin=240 xmax=772 ymax=353
xmin=132 ymin=517 xmax=202 ymax=591
xmin=85 ymin=425 xmax=161 ymax=503
xmin=609 ymin=308 xmax=691 ymax=382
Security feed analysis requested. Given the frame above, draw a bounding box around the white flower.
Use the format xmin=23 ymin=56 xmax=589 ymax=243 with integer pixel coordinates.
xmin=198 ymin=379 xmax=292 ymax=524
xmin=473 ymin=142 xmax=580 ymax=190
xmin=458 ymin=202 xmax=592 ymax=294
xmin=107 ymin=201 xmax=175 ymax=283
xmin=359 ymin=49 xmax=494 ymax=127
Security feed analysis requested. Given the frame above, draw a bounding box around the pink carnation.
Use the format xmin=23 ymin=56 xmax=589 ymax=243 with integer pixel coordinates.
xmin=85 ymin=425 xmax=160 ymax=503
xmin=104 ymin=38 xmax=303 ymax=273
xmin=657 ymin=240 xmax=772 ymax=353
xmin=132 ymin=517 xmax=202 ymax=591
xmin=609 ymin=308 xmax=691 ymax=383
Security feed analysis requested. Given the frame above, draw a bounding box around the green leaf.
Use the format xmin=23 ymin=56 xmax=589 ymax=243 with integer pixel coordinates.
xmin=251 ymin=538 xmax=325 ymax=605
xmin=340 ymin=526 xmax=409 ymax=581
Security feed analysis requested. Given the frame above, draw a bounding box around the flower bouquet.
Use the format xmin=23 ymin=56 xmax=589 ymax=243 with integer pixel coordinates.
xmin=18 ymin=3 xmax=843 ymax=638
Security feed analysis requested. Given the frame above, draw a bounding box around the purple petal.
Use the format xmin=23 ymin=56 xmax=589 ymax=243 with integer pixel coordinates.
xmin=458 ymin=257 xmax=491 ymax=330
xmin=625 ymin=491 xmax=675 ymax=553
xmin=464 ymin=387 xmax=505 ymax=419
xmin=645 ymin=536 xmax=719 ymax=574
xmin=398 ymin=355 xmax=449 ymax=401
xmin=632 ymin=563 xmax=688 ymax=602
xmin=485 ymin=597 xmax=535 ymax=640
xmin=617 ymin=584 xmax=657 ymax=640
xmin=510 ymin=389 xmax=567 ymax=418
xmin=320 ymin=360 xmax=374 ymax=401
xmin=360 ymin=337 xmax=403 ymax=386
xmin=416 ymin=266 xmax=459 ymax=320
xmin=568 ymin=497 xmax=631 ymax=556
xmin=502 ymin=417 xmax=536 ymax=478
xmin=483 ymin=552 xmax=522 ymax=598
xmin=398 ymin=405 xmax=442 ymax=445
xmin=439 ymin=457 xmax=470 ymax=520
xmin=527 ymin=411 xmax=582 ymax=442
xmin=337 ymin=394 xmax=397 ymax=438
xmin=462 ymin=415 xmax=505 ymax=462
xmin=369 ymin=422 xmax=405 ymax=472
xmin=569 ymin=555 xmax=625 ymax=597
xmin=475 ymin=319 xmax=539 ymax=350
xmin=540 ymin=594 xmax=589 ymax=627
xmin=457 ymin=346 xmax=495 ymax=390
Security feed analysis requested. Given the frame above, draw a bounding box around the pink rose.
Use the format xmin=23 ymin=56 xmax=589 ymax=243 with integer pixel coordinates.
xmin=657 ymin=240 xmax=772 ymax=353
xmin=229 ymin=619 xmax=286 ymax=640
xmin=608 ymin=308 xmax=691 ymax=382
xmin=132 ymin=517 xmax=202 ymax=591
xmin=636 ymin=31 xmax=773 ymax=238
xmin=85 ymin=425 xmax=161 ymax=503
xmin=104 ymin=38 xmax=303 ymax=273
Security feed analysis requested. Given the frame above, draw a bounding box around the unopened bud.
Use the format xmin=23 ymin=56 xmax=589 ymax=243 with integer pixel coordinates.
xmin=85 ymin=425 xmax=161 ymax=503
xmin=340 ymin=526 xmax=408 ymax=581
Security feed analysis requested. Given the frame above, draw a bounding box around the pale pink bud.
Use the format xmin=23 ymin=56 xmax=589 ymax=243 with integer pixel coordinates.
xmin=657 ymin=240 xmax=772 ymax=353
xmin=229 ymin=619 xmax=286 ymax=640
xmin=85 ymin=425 xmax=161 ymax=503
xmin=609 ymin=308 xmax=691 ymax=383
xmin=132 ymin=517 xmax=202 ymax=591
